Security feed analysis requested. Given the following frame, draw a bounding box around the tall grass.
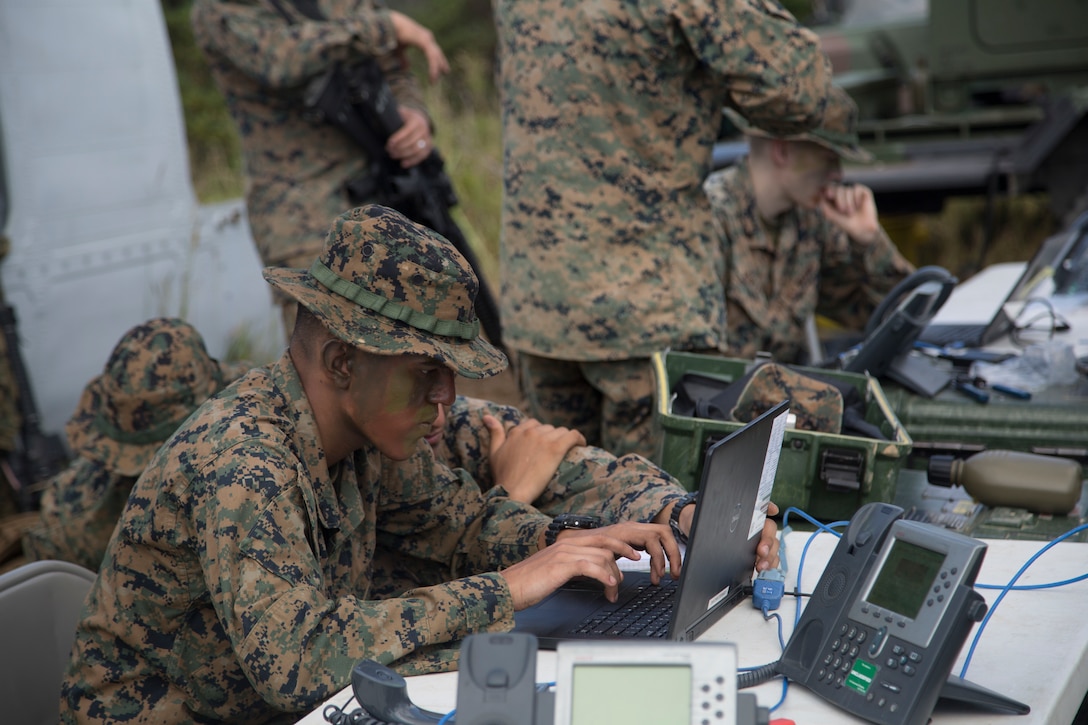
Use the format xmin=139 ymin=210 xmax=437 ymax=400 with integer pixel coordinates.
xmin=421 ymin=53 xmax=504 ymax=285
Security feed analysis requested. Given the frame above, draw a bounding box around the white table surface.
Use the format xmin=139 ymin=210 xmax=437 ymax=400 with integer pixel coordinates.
xmin=296 ymin=530 xmax=1088 ymax=725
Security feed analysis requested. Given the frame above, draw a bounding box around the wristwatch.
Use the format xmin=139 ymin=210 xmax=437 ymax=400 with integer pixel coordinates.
xmin=669 ymin=492 xmax=699 ymax=545
xmin=545 ymin=514 xmax=602 ymax=546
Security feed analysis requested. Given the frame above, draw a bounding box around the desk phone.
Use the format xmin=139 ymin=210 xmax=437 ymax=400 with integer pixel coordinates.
xmin=453 ymin=634 xmax=766 ymax=725
xmin=554 ymin=641 xmax=751 ymax=725
xmin=776 ymin=502 xmax=1024 ymax=725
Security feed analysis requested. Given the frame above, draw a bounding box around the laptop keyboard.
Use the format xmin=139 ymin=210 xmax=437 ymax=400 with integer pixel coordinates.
xmin=917 ymin=324 xmax=984 ymax=347
xmin=568 ymin=578 xmax=679 ymax=638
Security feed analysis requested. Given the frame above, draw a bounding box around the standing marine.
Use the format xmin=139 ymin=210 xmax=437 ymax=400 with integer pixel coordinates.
xmin=493 ymin=0 xmax=833 ymax=459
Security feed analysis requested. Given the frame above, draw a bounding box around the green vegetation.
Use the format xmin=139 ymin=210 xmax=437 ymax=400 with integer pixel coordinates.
xmin=163 ymin=0 xmax=244 ymax=201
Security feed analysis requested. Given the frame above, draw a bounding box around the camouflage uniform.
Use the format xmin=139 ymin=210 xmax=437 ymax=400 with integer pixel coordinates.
xmin=190 ymin=0 xmax=428 ymax=328
xmin=704 ymin=88 xmax=915 ymax=364
xmin=61 ymin=206 xmax=683 ymax=723
xmin=493 ymin=0 xmax=833 ymax=457
xmin=21 ymin=318 xmax=247 ymax=571
xmin=435 ymin=395 xmax=685 ymax=520
xmin=371 ymin=394 xmax=688 ymax=597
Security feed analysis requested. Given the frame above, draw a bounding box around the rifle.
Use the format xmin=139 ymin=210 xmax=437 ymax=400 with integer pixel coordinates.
xmin=268 ymin=0 xmax=504 ymax=351
xmin=0 ymin=290 xmax=69 ymax=511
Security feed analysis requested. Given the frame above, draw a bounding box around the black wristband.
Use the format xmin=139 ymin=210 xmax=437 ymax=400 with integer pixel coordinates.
xmin=669 ymin=492 xmax=699 ymax=545
xmin=545 ymin=513 xmax=601 ymax=546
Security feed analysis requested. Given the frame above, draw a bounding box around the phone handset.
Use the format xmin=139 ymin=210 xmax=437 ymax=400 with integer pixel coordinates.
xmin=326 ymin=659 xmax=444 ymax=725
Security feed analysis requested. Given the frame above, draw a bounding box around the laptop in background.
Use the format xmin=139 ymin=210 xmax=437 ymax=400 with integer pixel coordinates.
xmin=513 ymin=400 xmax=789 ymax=649
xmin=917 ymin=262 xmax=1025 ymax=347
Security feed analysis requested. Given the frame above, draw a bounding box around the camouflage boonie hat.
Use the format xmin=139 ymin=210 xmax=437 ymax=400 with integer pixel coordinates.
xmin=726 ymin=86 xmax=873 ymax=163
xmin=67 ymin=318 xmax=229 ymax=476
xmin=731 ymin=363 xmax=844 ymax=434
xmin=264 ymin=205 xmax=507 ymax=379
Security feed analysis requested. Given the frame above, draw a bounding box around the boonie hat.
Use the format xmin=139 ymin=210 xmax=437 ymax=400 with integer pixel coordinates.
xmin=264 ymin=205 xmax=507 ymax=379
xmin=67 ymin=318 xmax=230 ymax=476
xmin=726 ymin=86 xmax=873 ymax=163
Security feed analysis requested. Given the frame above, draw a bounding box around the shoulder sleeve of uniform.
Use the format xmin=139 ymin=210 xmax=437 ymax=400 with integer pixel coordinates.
xmin=676 ymin=0 xmax=832 ymax=135
xmin=190 ymin=0 xmax=397 ymax=88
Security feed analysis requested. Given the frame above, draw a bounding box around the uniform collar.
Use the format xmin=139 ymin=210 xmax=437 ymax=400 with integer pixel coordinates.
xmin=268 ymin=351 xmax=371 ymax=535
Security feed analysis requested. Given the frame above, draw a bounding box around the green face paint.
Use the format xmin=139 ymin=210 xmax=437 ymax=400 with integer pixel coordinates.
xmin=351 ymin=353 xmax=454 ymax=461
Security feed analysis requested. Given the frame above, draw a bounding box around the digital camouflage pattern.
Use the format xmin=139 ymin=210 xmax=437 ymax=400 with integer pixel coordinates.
xmin=190 ymin=0 xmax=427 ymax=268
xmin=370 ymin=394 xmax=688 ymax=597
xmin=20 ymin=462 xmax=136 ymax=572
xmin=21 ymin=318 xmax=247 ymax=571
xmin=726 ymin=86 xmax=874 ymax=163
xmin=516 ymin=352 xmax=659 ymax=458
xmin=704 ymin=158 xmax=915 ymax=364
xmin=63 ymin=207 xmax=538 ymax=723
xmin=494 ymin=0 xmax=832 ymax=362
xmin=67 ymin=318 xmax=228 ymax=476
xmin=437 ymin=395 xmax=686 ymax=521
xmin=61 ymin=354 xmax=552 ymax=723
xmin=265 ymin=205 xmax=507 ymax=379
xmin=731 ymin=362 xmax=844 ymax=434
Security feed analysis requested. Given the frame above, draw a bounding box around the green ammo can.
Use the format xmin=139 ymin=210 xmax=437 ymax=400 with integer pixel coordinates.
xmin=650 ymin=350 xmax=913 ymax=522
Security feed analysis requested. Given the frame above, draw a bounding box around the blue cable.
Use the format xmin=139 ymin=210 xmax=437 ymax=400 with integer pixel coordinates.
xmin=976 ymin=571 xmax=1088 ymax=590
xmin=786 ymin=510 xmax=848 ymax=627
xmin=437 ymin=709 xmax=455 ymax=725
xmin=761 ymin=608 xmax=786 ymax=649
xmin=757 ymin=507 xmax=847 ymax=713
xmin=959 ymin=521 xmax=1088 ymax=678
xmin=767 ymin=677 xmax=789 ymax=713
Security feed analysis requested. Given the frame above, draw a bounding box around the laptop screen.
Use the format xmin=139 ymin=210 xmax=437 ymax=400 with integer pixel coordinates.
xmin=667 ymin=400 xmax=788 ymax=640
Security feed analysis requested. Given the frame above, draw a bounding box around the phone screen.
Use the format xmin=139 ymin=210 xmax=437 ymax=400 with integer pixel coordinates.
xmin=571 ymin=664 xmax=691 ymax=724
xmin=865 ymin=538 xmax=945 ymax=619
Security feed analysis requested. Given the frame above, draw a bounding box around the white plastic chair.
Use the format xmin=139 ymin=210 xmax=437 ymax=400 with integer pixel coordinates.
xmin=0 ymin=560 xmax=96 ymax=725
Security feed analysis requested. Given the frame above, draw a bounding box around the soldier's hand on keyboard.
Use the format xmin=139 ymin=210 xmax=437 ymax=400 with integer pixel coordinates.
xmin=502 ymin=538 xmax=629 ymax=607
xmin=553 ymin=523 xmax=682 ymax=585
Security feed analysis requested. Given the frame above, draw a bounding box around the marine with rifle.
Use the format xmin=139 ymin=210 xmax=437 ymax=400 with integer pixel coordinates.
xmin=191 ymin=0 xmax=500 ymax=347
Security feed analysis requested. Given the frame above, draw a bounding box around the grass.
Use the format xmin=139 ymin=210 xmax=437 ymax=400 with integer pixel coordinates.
xmin=421 ymin=53 xmax=504 ymax=284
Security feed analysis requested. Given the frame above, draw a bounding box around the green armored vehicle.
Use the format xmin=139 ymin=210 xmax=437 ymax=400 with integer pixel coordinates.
xmin=715 ymin=0 xmax=1088 ymax=220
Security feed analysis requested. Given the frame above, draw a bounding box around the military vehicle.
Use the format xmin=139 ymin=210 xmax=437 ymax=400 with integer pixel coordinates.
xmin=714 ymin=0 xmax=1088 ymax=220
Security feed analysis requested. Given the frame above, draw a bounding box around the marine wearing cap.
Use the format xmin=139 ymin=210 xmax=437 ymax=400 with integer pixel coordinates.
xmin=705 ymin=86 xmax=916 ymax=364
xmin=725 ymin=86 xmax=873 ymax=163
xmin=23 ymin=317 xmax=244 ymax=570
xmin=263 ymin=204 xmax=506 ymax=379
xmin=67 ymin=318 xmax=234 ymax=476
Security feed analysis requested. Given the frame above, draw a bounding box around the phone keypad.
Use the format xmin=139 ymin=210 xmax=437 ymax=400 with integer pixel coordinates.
xmin=695 ymin=675 xmax=731 ymax=723
xmin=814 ymin=622 xmax=868 ymax=686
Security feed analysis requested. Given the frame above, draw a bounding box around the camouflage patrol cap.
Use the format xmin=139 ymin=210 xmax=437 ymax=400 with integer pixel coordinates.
xmin=731 ymin=363 xmax=844 ymax=434
xmin=726 ymin=86 xmax=873 ymax=163
xmin=263 ymin=205 xmax=507 ymax=379
xmin=67 ymin=318 xmax=230 ymax=476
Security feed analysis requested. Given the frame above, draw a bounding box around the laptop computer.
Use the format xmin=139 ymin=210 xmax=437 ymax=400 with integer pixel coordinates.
xmin=513 ymin=400 xmax=789 ymax=649
xmin=915 ymin=211 xmax=1088 ymax=348
xmin=917 ymin=262 xmax=1024 ymax=348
